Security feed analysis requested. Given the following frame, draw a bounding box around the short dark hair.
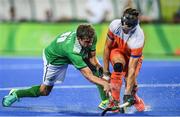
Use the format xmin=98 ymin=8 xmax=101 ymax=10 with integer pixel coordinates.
xmin=76 ymin=24 xmax=95 ymax=39
xmin=123 ymin=8 xmax=139 ymax=17
xmin=121 ymin=8 xmax=139 ymax=28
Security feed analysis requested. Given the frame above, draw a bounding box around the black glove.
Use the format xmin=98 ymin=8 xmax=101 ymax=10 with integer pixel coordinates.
xmin=96 ymin=67 xmax=103 ymax=77
xmin=123 ymin=95 xmax=135 ymax=107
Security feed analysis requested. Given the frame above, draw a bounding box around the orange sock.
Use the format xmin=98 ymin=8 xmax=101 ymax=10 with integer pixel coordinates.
xmin=110 ymin=72 xmax=123 ymax=102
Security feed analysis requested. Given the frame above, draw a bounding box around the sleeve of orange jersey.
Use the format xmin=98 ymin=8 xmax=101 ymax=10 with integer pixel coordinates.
xmin=130 ymin=47 xmax=143 ymax=57
xmin=107 ymin=29 xmax=114 ymax=40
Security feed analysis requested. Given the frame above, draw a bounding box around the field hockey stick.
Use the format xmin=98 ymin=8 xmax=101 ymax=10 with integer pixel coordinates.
xmin=101 ymin=92 xmax=130 ymax=116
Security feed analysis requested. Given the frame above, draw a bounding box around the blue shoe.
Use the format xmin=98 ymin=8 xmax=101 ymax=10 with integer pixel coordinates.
xmin=98 ymin=99 xmax=109 ymax=110
xmin=2 ymin=89 xmax=19 ymax=107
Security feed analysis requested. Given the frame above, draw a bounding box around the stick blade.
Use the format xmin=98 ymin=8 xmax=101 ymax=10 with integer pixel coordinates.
xmin=101 ymin=102 xmax=129 ymax=116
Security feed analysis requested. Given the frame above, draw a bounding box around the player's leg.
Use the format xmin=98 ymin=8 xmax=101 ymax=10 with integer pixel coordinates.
xmin=95 ymin=69 xmax=109 ymax=110
xmin=83 ymin=58 xmax=108 ymax=110
xmin=15 ymin=85 xmax=53 ymax=98
xmin=2 ymin=85 xmax=53 ymax=107
xmin=124 ymin=56 xmax=145 ymax=111
xmin=2 ymin=62 xmax=68 ymax=107
xmin=108 ymin=49 xmax=125 ymax=111
xmin=133 ymin=56 xmax=145 ymax=111
xmin=2 ymin=84 xmax=54 ymax=107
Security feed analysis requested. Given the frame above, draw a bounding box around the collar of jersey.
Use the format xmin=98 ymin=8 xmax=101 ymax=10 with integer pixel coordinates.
xmin=73 ymin=38 xmax=82 ymax=54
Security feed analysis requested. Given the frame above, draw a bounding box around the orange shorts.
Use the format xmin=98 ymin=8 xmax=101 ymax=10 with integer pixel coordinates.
xmin=110 ymin=48 xmax=143 ymax=77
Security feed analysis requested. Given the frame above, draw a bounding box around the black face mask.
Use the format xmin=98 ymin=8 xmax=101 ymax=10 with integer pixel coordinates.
xmin=121 ymin=14 xmax=138 ymax=29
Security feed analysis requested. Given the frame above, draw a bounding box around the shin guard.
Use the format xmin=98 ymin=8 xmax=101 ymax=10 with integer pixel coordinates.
xmin=110 ymin=72 xmax=123 ymax=102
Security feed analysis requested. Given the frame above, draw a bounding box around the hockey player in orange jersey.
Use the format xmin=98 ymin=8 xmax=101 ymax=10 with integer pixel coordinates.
xmin=103 ymin=8 xmax=145 ymax=112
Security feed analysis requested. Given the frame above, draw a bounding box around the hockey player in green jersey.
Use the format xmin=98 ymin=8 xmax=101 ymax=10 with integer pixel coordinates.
xmin=2 ymin=24 xmax=110 ymax=109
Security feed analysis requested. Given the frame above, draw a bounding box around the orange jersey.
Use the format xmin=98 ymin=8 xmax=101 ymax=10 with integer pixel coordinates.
xmin=107 ymin=19 xmax=145 ymax=58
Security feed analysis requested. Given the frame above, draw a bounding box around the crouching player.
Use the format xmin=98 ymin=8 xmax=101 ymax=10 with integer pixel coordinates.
xmin=2 ymin=24 xmax=110 ymax=109
xmin=103 ymin=8 xmax=145 ymax=112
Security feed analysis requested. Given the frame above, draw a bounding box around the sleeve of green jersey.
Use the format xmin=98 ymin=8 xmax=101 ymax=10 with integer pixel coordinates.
xmin=91 ymin=34 xmax=97 ymax=51
xmin=67 ymin=53 xmax=87 ymax=69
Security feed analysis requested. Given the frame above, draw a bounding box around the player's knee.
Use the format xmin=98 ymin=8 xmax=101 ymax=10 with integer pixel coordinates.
xmin=113 ymin=63 xmax=123 ymax=72
xmin=40 ymin=90 xmax=51 ymax=96
xmin=40 ymin=87 xmax=52 ymax=96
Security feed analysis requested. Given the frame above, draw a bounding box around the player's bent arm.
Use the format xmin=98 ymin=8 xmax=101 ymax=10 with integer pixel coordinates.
xmin=80 ymin=66 xmax=110 ymax=92
xmin=103 ymin=38 xmax=113 ymax=73
xmin=125 ymin=57 xmax=139 ymax=95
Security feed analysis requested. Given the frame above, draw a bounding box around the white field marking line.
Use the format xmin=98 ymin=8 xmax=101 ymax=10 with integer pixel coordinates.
xmin=1 ymin=62 xmax=180 ymax=70
xmin=0 ymin=84 xmax=180 ymax=91
xmin=0 ymin=64 xmax=42 ymax=70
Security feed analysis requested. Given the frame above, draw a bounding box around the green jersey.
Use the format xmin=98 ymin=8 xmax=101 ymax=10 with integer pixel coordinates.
xmin=44 ymin=31 xmax=97 ymax=69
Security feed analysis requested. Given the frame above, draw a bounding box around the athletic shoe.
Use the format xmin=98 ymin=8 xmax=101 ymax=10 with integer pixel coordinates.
xmin=2 ymin=89 xmax=19 ymax=107
xmin=98 ymin=99 xmax=109 ymax=110
xmin=131 ymin=85 xmax=145 ymax=111
xmin=134 ymin=94 xmax=145 ymax=111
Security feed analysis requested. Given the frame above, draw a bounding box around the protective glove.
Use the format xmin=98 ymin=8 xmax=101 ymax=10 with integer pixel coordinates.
xmin=97 ymin=67 xmax=103 ymax=77
xmin=123 ymin=95 xmax=135 ymax=107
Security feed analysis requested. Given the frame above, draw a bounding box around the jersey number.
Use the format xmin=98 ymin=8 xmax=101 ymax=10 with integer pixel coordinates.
xmin=57 ymin=32 xmax=71 ymax=43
